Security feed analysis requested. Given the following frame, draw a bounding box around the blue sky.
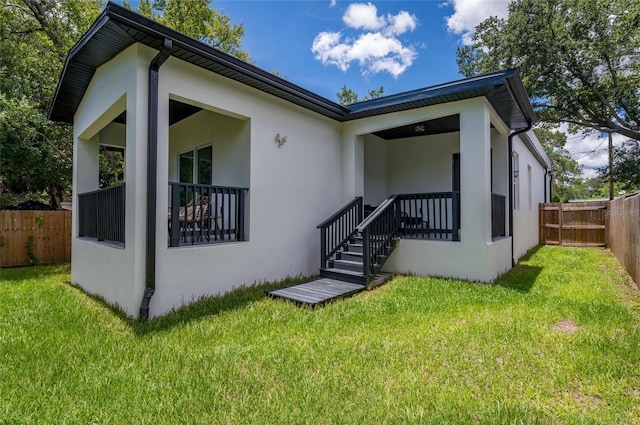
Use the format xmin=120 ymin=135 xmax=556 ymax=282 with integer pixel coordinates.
xmin=215 ymin=0 xmax=487 ymax=101
xmin=118 ymin=0 xmax=509 ymax=101
xmin=116 ymin=0 xmax=614 ymax=177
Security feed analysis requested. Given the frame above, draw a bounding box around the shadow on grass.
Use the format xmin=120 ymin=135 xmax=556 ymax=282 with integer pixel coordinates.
xmin=0 ymin=264 xmax=70 ymax=283
xmin=494 ymin=264 xmax=542 ymax=293
xmin=494 ymin=245 xmax=544 ymax=293
xmin=69 ymin=274 xmax=312 ymax=336
xmin=518 ymin=244 xmax=543 ymax=262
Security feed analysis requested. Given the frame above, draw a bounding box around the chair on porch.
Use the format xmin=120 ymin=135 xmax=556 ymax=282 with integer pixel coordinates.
xmin=400 ymin=208 xmax=429 ymax=237
xmin=168 ymin=195 xmax=217 ymax=243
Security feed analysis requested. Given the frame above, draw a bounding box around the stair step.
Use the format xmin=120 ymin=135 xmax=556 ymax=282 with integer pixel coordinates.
xmin=332 ymin=259 xmax=364 ymax=273
xmin=339 ymin=251 xmax=363 ymax=262
xmin=345 ymin=243 xmax=363 ymax=253
xmin=320 ymin=268 xmax=366 ymax=285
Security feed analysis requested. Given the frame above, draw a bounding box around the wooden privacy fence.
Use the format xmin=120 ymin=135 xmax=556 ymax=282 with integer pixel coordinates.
xmin=0 ymin=210 xmax=72 ymax=267
xmin=608 ymin=193 xmax=640 ymax=286
xmin=539 ymin=201 xmax=609 ymax=247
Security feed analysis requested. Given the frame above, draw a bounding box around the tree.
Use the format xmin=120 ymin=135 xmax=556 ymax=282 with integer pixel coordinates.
xmin=533 ymin=127 xmax=583 ymax=202
xmin=337 ymin=85 xmax=385 ymax=106
xmin=0 ymin=0 xmax=247 ymax=207
xmin=457 ymin=0 xmax=640 ymax=142
xmin=597 ymin=140 xmax=640 ymax=194
xmin=125 ymin=0 xmax=248 ymax=61
xmin=0 ymin=0 xmax=103 ymax=207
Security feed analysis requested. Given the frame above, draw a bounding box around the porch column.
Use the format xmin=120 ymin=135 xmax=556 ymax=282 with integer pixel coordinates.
xmin=340 ymin=134 xmax=365 ymax=203
xmin=459 ymin=99 xmax=492 ymax=245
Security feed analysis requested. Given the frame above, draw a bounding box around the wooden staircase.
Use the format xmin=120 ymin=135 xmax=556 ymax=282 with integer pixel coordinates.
xmin=268 ymin=192 xmax=461 ymax=306
xmin=267 ymin=197 xmax=397 ymax=306
xmin=320 ymin=233 xmax=395 ymax=287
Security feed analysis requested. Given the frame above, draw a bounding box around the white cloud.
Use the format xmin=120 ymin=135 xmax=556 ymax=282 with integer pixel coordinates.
xmin=386 ymin=11 xmax=417 ymax=36
xmin=343 ymin=3 xmax=386 ymax=31
xmin=559 ymin=124 xmax=626 ymax=178
xmin=312 ymin=3 xmax=418 ymax=78
xmin=329 ymin=0 xmax=337 ymax=8
xmin=312 ymin=31 xmax=351 ymax=71
xmin=445 ymin=0 xmax=509 ymax=45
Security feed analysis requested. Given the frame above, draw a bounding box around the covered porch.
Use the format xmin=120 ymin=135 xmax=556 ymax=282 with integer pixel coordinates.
xmin=361 ymin=112 xmax=507 ymax=243
xmin=338 ymin=96 xmax=514 ymax=282
xmin=76 ymin=98 xmax=250 ymax=248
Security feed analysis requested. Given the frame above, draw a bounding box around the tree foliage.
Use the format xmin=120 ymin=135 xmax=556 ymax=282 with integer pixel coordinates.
xmin=337 ymin=85 xmax=385 ymax=106
xmin=125 ymin=0 xmax=248 ymax=61
xmin=457 ymin=0 xmax=640 ymax=142
xmin=0 ymin=0 xmax=103 ymax=207
xmin=0 ymin=0 xmax=247 ymax=207
xmin=597 ymin=140 xmax=640 ymax=193
xmin=533 ymin=127 xmax=582 ymax=202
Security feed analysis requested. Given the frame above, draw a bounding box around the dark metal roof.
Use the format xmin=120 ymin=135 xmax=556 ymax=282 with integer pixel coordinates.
xmin=49 ymin=1 xmax=537 ymax=130
xmin=347 ymin=69 xmax=535 ymax=129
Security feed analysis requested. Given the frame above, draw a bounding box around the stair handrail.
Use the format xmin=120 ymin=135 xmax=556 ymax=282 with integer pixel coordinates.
xmin=357 ymin=195 xmax=400 ymax=286
xmin=355 ymin=195 xmax=397 ymax=232
xmin=317 ymin=197 xmax=363 ymax=269
xmin=316 ymin=196 xmax=362 ymax=229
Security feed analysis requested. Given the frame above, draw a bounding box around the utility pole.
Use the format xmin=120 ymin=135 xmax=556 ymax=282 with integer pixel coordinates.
xmin=608 ymin=131 xmax=614 ymax=200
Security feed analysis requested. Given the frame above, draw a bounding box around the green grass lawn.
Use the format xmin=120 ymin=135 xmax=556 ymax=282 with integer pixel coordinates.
xmin=1 ymin=246 xmax=639 ymax=424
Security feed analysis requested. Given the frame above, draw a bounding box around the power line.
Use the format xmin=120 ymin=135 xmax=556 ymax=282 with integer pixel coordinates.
xmin=570 ymin=137 xmax=608 ymax=160
xmin=570 ymin=147 xmax=608 ymax=156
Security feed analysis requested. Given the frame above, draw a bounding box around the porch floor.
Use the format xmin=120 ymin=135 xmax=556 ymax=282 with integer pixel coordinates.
xmin=266 ymin=278 xmax=365 ymax=307
xmin=401 ymin=232 xmax=454 ymax=241
xmin=169 ymin=234 xmax=239 ymax=247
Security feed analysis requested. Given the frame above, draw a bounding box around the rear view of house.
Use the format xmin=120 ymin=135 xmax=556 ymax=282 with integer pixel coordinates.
xmin=49 ymin=3 xmax=551 ymax=318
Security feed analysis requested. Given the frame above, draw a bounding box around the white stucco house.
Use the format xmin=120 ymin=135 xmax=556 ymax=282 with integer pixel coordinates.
xmin=49 ymin=3 xmax=552 ymax=318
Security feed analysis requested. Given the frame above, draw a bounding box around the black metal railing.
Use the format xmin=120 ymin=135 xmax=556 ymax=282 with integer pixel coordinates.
xmin=357 ymin=196 xmax=400 ymax=286
xmin=396 ymin=192 xmax=460 ymax=241
xmin=78 ymin=183 xmax=126 ymax=244
xmin=317 ymin=197 xmax=363 ymax=269
xmin=168 ymin=182 xmax=248 ymax=247
xmin=317 ymin=191 xmax=462 ymax=286
xmin=491 ymin=193 xmax=506 ymax=238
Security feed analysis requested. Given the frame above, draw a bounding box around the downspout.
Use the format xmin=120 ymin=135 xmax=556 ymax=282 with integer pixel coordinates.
xmin=508 ymin=121 xmax=532 ymax=267
xmin=543 ymin=168 xmax=548 ymax=202
xmin=140 ymin=38 xmax=173 ymax=320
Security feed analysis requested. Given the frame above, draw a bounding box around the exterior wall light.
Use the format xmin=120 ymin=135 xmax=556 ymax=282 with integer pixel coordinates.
xmin=275 ymin=133 xmax=288 ymax=148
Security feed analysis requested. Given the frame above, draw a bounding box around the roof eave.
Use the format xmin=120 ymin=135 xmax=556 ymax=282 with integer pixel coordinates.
xmin=48 ymin=11 xmax=111 ymax=122
xmin=505 ymin=69 xmax=537 ymax=127
xmin=48 ymin=3 xmax=538 ymax=130
xmin=520 ymin=131 xmax=552 ymax=169
xmin=48 ymin=1 xmax=348 ymax=124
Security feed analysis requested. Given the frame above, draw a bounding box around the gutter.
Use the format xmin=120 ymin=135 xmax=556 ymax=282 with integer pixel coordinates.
xmin=140 ymin=38 xmax=173 ymax=320
xmin=544 ymin=168 xmax=548 ymax=202
xmin=508 ymin=121 xmax=532 ymax=267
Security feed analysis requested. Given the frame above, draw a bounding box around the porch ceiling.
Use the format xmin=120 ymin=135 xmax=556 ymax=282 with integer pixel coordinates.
xmin=49 ymin=2 xmax=536 ymax=132
xmin=112 ymin=100 xmax=201 ymax=126
xmin=372 ymin=114 xmax=460 ymax=140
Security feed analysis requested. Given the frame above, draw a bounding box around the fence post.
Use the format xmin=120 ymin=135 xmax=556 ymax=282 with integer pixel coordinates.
xmin=558 ymin=203 xmax=563 ymax=246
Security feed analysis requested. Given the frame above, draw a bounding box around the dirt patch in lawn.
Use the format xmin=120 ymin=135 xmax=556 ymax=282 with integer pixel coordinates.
xmin=552 ymin=318 xmax=579 ymax=334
